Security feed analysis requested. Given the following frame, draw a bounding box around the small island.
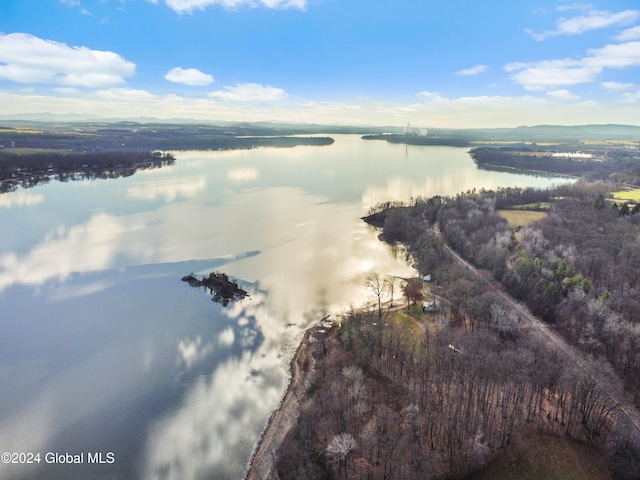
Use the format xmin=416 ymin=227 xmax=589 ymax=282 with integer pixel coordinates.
xmin=182 ymin=271 xmax=248 ymax=306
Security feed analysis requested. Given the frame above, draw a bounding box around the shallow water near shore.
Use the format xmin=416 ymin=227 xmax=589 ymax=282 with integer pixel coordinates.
xmin=0 ymin=135 xmax=570 ymax=480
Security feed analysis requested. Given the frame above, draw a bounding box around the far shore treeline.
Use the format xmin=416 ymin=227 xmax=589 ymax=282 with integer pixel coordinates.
xmin=0 ymin=121 xmax=337 ymax=192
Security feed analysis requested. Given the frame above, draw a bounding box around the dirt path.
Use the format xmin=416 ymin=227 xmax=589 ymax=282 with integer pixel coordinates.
xmin=436 ymin=225 xmax=640 ymax=434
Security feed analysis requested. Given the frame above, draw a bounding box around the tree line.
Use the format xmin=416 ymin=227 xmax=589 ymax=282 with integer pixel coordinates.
xmin=471 ymin=147 xmax=640 ymax=183
xmin=0 ymin=150 xmax=175 ymax=192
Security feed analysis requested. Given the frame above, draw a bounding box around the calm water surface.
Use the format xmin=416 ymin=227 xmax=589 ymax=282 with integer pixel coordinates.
xmin=0 ymin=135 xmax=570 ymax=479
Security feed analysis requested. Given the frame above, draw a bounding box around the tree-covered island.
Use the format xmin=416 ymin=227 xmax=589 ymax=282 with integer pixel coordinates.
xmin=182 ymin=271 xmax=248 ymax=306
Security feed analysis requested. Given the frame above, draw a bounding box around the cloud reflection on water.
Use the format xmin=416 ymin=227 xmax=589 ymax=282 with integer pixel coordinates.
xmin=127 ymin=175 xmax=207 ymax=202
xmin=144 ymin=351 xmax=283 ymax=480
xmin=145 ymin=291 xmax=284 ymax=480
xmin=0 ymin=190 xmax=44 ymax=208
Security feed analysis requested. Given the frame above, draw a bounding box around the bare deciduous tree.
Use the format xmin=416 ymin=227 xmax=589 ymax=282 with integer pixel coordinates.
xmin=366 ymin=273 xmax=387 ymax=319
xmin=327 ymin=433 xmax=357 ymax=480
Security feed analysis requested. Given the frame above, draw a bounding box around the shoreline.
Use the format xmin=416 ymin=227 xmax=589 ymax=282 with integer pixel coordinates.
xmin=244 ymin=317 xmax=335 ymax=480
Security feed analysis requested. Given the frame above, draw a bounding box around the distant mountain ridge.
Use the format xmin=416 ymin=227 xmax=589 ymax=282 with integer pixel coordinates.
xmin=0 ymin=115 xmax=638 ymax=141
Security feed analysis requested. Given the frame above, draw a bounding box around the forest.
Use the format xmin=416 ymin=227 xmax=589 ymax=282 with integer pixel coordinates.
xmin=471 ymin=146 xmax=640 ymax=183
xmin=376 ymin=182 xmax=640 ymax=401
xmin=363 ymin=124 xmax=640 ymax=148
xmin=0 ymin=121 xmax=336 ymax=192
xmin=272 ymin=179 xmax=640 ymax=480
xmin=0 ymin=121 xmax=335 ymax=151
xmin=0 ymin=150 xmax=176 ymax=193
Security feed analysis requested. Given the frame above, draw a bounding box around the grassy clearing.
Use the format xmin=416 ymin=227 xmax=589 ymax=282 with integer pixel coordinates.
xmin=467 ymin=435 xmax=610 ymax=480
xmin=0 ymin=128 xmax=43 ymax=134
xmin=612 ymin=188 xmax=640 ymax=202
xmin=391 ymin=303 xmax=430 ymax=335
xmin=4 ymin=148 xmax=72 ymax=156
xmin=583 ymin=139 xmax=639 ymax=146
xmin=509 ymin=202 xmax=550 ymax=210
xmin=497 ymin=209 xmax=548 ymax=227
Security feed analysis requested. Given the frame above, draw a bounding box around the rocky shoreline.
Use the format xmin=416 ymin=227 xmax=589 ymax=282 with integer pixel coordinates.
xmin=244 ymin=318 xmax=336 ymax=480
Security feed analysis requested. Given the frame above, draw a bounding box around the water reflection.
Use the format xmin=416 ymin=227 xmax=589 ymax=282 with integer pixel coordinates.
xmin=0 ymin=136 xmax=572 ymax=480
xmin=126 ymin=175 xmax=207 ymax=202
xmin=0 ymin=191 xmax=44 ymax=208
xmin=144 ymin=351 xmax=282 ymax=480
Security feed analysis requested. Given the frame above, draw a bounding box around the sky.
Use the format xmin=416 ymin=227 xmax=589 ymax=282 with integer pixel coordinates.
xmin=0 ymin=0 xmax=640 ymax=127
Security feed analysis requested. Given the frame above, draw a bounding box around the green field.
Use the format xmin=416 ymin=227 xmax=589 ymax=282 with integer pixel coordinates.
xmin=392 ymin=303 xmax=427 ymax=332
xmin=3 ymin=148 xmax=71 ymax=156
xmin=467 ymin=435 xmax=610 ymax=480
xmin=612 ymin=188 xmax=640 ymax=202
xmin=510 ymin=202 xmax=550 ymax=210
xmin=497 ymin=209 xmax=548 ymax=227
xmin=0 ymin=128 xmax=44 ymax=134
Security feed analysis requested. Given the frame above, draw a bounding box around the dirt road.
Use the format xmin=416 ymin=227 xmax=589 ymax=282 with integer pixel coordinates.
xmin=437 ymin=228 xmax=640 ymax=434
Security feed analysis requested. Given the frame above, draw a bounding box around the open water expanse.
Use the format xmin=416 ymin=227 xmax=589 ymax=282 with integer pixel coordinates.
xmin=0 ymin=135 xmax=571 ymax=480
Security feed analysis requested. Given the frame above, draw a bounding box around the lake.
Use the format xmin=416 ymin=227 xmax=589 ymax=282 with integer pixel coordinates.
xmin=0 ymin=135 xmax=570 ymax=480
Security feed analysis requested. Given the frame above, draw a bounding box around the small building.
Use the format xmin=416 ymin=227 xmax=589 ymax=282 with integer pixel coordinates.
xmin=422 ymin=300 xmax=436 ymax=312
xmin=423 ymin=274 xmax=432 ymax=282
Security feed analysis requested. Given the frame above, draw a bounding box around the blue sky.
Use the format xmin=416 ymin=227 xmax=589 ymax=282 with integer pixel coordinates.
xmin=1 ymin=0 xmax=639 ymax=127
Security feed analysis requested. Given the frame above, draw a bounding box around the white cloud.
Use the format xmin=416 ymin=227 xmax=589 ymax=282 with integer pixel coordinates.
xmin=2 ymin=86 xmax=640 ymax=129
xmin=417 ymin=90 xmax=446 ymax=102
xmin=144 ymin=352 xmax=283 ymax=480
xmin=601 ymin=81 xmax=637 ymax=92
xmin=505 ymin=41 xmax=640 ymax=90
xmin=528 ymin=9 xmax=640 ymax=41
xmin=165 ymin=67 xmax=214 ymax=86
xmin=455 ymin=65 xmax=488 ymax=76
xmin=0 ymin=191 xmax=44 ymax=209
xmin=505 ymin=58 xmax=598 ymax=90
xmin=209 ymin=82 xmax=286 ymax=101
xmin=218 ymin=327 xmax=235 ymax=347
xmin=163 ymin=0 xmax=306 ymax=14
xmin=622 ymin=90 xmax=640 ymax=101
xmin=584 ymin=41 xmax=640 ymax=69
xmin=127 ymin=176 xmax=207 ymax=202
xmin=0 ymin=33 xmax=135 ymax=88
xmin=0 ymin=213 xmax=128 ymax=292
xmin=616 ymin=25 xmax=640 ymax=41
xmin=53 ymin=87 xmax=80 ymax=94
xmin=556 ymin=3 xmax=592 ymax=12
xmin=177 ymin=336 xmax=215 ymax=369
xmin=226 ymin=167 xmax=258 ymax=183
xmin=546 ymin=89 xmax=580 ymax=99
xmin=94 ymin=87 xmax=156 ymax=101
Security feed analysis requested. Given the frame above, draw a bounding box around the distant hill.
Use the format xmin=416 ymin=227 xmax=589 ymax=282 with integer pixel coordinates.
xmin=1 ymin=116 xmax=637 ymax=140
xmin=364 ymin=124 xmax=640 ymax=146
xmin=505 ymin=124 xmax=640 ymax=141
xmin=0 ymin=115 xmax=403 ymax=135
